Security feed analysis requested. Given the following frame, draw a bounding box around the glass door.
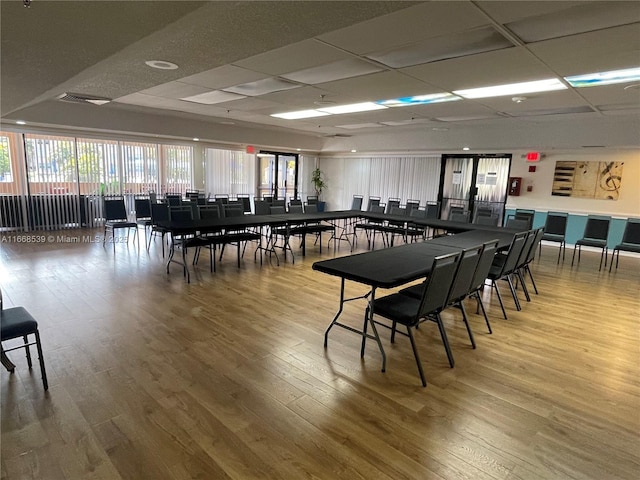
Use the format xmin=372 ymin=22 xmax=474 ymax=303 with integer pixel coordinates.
xmin=257 ymin=151 xmax=298 ymax=201
xmin=439 ymin=154 xmax=511 ymax=223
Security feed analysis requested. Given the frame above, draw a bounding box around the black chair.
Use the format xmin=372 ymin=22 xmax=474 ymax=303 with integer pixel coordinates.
xmin=289 ymin=198 xmax=303 ymax=210
xmin=514 ymin=209 xmax=535 ymax=229
xmin=572 ymin=215 xmax=611 ymax=270
xmin=474 ymin=214 xmax=499 ymax=226
xmin=448 ymin=211 xmax=469 ymax=223
xmin=103 ymin=197 xmax=138 ymax=251
xmin=148 ymin=202 xmax=170 ymax=254
xmin=609 ymin=218 xmax=640 ymax=272
xmin=165 ymin=193 xmax=182 ymax=206
xmin=466 ymin=240 xmax=500 ymax=334
xmin=237 ymin=194 xmax=252 ymax=213
xmin=405 ymin=199 xmax=420 ymax=214
xmin=288 ymin=203 xmax=304 ymax=213
xmin=540 ymin=212 xmax=568 ymax=264
xmin=366 ymin=196 xmax=381 ymax=212
xmin=517 ymin=228 xmax=544 ymax=299
xmin=367 ymin=252 xmax=460 ymax=387
xmin=425 ymin=202 xmax=440 ymax=219
xmin=486 ymin=231 xmax=528 ymax=319
xmin=350 ymin=195 xmax=363 ymax=211
xmin=385 ymin=198 xmax=401 ymax=214
xmin=505 ymin=215 xmax=530 ymax=230
xmin=168 ymin=206 xmax=193 ymax=222
xmin=214 ymin=194 xmax=229 ymax=204
xmin=134 ymin=197 xmax=152 ymax=244
xmin=254 ymin=200 xmax=271 ymax=215
xmin=1 ymin=289 xmax=48 ymax=390
xmin=307 ymin=195 xmax=318 ymax=205
xmin=400 ymin=245 xmax=484 ymax=366
xmin=223 ymin=203 xmax=244 ymax=218
xmin=354 ymin=204 xmax=386 ymax=249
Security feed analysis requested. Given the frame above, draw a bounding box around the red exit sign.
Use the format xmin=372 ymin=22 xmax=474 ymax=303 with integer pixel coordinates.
xmin=526 ymin=151 xmax=541 ymax=162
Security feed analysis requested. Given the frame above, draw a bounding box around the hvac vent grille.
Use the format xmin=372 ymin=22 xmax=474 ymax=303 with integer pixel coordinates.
xmin=58 ymin=93 xmax=111 ymax=105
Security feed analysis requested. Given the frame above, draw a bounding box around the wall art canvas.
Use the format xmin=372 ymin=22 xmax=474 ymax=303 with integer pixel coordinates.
xmin=552 ymin=161 xmax=623 ymax=200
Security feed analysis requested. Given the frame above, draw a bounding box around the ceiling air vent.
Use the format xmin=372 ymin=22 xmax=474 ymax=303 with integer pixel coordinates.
xmin=323 ymin=134 xmax=353 ymax=138
xmin=58 ymin=93 xmax=111 ymax=105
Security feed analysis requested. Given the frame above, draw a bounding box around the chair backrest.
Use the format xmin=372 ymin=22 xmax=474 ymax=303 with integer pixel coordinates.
xmin=104 ymin=198 xmax=128 ymax=221
xmin=497 ymin=231 xmax=528 ymax=276
xmin=385 ymin=198 xmax=401 ymax=214
xmin=515 ymin=229 xmax=537 ymax=269
xmin=272 ymin=199 xmax=286 ymax=208
xmin=405 ymin=200 xmax=420 ymax=213
xmin=370 ymin=205 xmax=384 ymax=214
xmin=169 ymin=206 xmax=193 ymax=221
xmin=223 ymin=203 xmax=244 ymax=217
xmin=198 ymin=205 xmax=220 ymax=220
xmin=409 ymin=208 xmax=427 ymax=218
xmin=622 ymin=218 xmax=640 ymax=245
xmin=307 ymin=196 xmax=318 ymax=205
xmin=449 ymin=211 xmax=469 ymax=223
xmin=150 ymin=202 xmax=169 ymax=223
xmin=425 ymin=202 xmax=440 ymax=219
xmin=165 ymin=194 xmax=182 ymax=206
xmin=254 ymin=200 xmax=271 ymax=215
xmin=134 ymin=198 xmax=151 ymax=219
xmin=367 ymin=197 xmax=381 ymax=211
xmin=305 ymin=203 xmax=318 ymax=213
xmin=416 ymin=252 xmax=460 ymax=322
xmin=149 ymin=192 xmax=158 ymax=204
xmin=523 ymin=227 xmax=544 ymax=265
xmin=474 ymin=214 xmax=499 ymax=226
xmin=515 ymin=209 xmax=535 ymax=229
xmin=290 ymin=198 xmax=303 ymax=207
xmin=390 ymin=206 xmax=407 ymax=216
xmin=289 ymin=204 xmax=304 ymax=214
xmin=505 ymin=216 xmax=530 ymax=231
xmin=263 ymin=195 xmax=274 ymax=203
xmin=544 ymin=212 xmax=568 ymax=236
xmin=583 ymin=215 xmax=611 ymax=240
xmin=448 ymin=245 xmax=483 ymax=303
xmin=270 ymin=206 xmax=286 ymax=215
xmin=214 ymin=194 xmax=229 ymax=204
xmin=237 ymin=195 xmax=252 ymax=213
xmin=469 ymin=240 xmax=499 ymax=292
xmin=351 ymin=195 xmax=364 ymax=211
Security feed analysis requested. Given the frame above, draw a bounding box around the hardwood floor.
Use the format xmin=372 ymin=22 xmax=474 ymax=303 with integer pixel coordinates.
xmin=1 ymin=230 xmax=639 ymax=480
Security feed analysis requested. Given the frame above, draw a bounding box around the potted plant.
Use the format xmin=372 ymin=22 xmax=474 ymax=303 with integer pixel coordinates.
xmin=311 ymin=167 xmax=327 ymax=211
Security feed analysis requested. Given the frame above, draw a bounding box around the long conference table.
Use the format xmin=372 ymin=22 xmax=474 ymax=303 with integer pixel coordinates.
xmin=156 ymin=209 xmax=518 ymax=282
xmin=312 ymin=223 xmax=517 ymax=375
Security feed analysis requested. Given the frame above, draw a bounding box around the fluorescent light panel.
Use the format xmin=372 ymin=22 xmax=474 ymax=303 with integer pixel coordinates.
xmin=317 ymin=102 xmax=387 ymax=114
xmin=564 ymin=67 xmax=640 ymax=88
xmin=453 ymin=78 xmax=567 ymax=99
xmin=376 ymin=93 xmax=461 ymax=107
xmin=223 ymin=77 xmax=300 ymax=96
xmin=271 ymin=110 xmax=330 ymax=120
xmin=181 ymin=90 xmax=246 ymax=104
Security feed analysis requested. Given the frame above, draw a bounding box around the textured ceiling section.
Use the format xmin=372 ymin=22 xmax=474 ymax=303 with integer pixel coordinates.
xmin=1 ymin=1 xmax=639 ymax=150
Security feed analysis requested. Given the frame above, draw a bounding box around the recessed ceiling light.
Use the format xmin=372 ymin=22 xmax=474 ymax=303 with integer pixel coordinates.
xmin=431 ymin=127 xmax=449 ymax=131
xmin=193 ymin=138 xmax=199 ymax=142
xmin=453 ymin=78 xmax=566 ymax=99
xmin=317 ymin=102 xmax=387 ymax=115
xmin=296 ymin=148 xmax=301 ymax=151
xmin=462 ymin=147 xmax=470 ymax=151
xmin=565 ymin=67 xmax=640 ymax=88
xmin=512 ymin=96 xmax=527 ymax=103
xmin=376 ymin=93 xmax=461 ymax=107
xmin=145 ymin=60 xmax=179 ymax=70
xmin=271 ymin=110 xmax=330 ymax=120
xmin=16 ymin=120 xmax=26 ymax=125
xmin=219 ymin=121 xmax=236 ymax=125
xmin=351 ymin=149 xmax=357 ymax=153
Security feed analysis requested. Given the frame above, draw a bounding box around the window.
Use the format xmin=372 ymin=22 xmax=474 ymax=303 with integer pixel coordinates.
xmin=0 ymin=135 xmax=12 ymax=182
xmin=163 ymin=145 xmax=192 ymax=194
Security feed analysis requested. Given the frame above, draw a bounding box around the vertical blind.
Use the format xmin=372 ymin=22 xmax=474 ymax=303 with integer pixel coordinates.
xmin=204 ymin=147 xmax=255 ymax=197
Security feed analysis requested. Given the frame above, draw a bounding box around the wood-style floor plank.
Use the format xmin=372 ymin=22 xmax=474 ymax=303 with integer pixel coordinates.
xmin=1 ymin=230 xmax=639 ymax=479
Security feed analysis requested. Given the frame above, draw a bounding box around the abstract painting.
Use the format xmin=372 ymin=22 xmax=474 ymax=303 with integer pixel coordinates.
xmin=552 ymin=161 xmax=623 ymax=200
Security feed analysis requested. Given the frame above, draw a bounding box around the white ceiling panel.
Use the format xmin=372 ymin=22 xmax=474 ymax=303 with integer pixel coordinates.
xmin=529 ymin=23 xmax=640 ymax=76
xmin=475 ymin=1 xmax=588 ymax=24
xmin=319 ymin=71 xmax=437 ymax=102
xmin=233 ymin=39 xmax=353 ymax=76
xmin=318 ymin=2 xmax=489 ymax=55
xmin=281 ymin=58 xmax=384 ymax=85
xmin=577 ymin=83 xmax=640 ymax=108
xmin=140 ymin=81 xmax=211 ymax=99
xmin=472 ymin=89 xmax=590 ymax=113
xmin=180 ymin=65 xmax=269 ymax=90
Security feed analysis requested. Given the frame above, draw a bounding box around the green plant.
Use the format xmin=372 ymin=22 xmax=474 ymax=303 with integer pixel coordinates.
xmin=311 ymin=167 xmax=326 ymax=198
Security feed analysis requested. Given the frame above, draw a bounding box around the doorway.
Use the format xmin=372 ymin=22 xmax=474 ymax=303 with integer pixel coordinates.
xmin=438 ymin=154 xmax=512 ymax=224
xmin=257 ymin=151 xmax=298 ymax=201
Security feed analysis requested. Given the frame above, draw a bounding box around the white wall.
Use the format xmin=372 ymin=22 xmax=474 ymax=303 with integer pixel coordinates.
xmin=506 ymin=148 xmax=640 ymax=218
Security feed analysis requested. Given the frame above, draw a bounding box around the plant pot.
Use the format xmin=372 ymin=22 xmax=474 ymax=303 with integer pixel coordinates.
xmin=317 ymin=201 xmax=326 ymax=212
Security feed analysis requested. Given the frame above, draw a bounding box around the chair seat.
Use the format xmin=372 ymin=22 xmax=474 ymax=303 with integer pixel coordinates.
xmin=575 ymin=238 xmax=607 ymax=247
xmin=398 ymin=283 xmax=424 ymax=299
xmin=542 ymin=233 xmax=565 ymax=242
xmin=1 ymin=307 xmax=38 ymax=340
xmin=372 ymin=293 xmax=421 ymax=326
xmin=614 ymin=242 xmax=640 ymax=253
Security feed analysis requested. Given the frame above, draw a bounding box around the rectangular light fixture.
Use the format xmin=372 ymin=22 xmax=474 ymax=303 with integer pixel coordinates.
xmin=376 ymin=93 xmax=461 ymax=107
xmin=181 ymin=90 xmax=246 ymax=104
xmin=453 ymin=78 xmax=567 ymax=99
xmin=564 ymin=67 xmax=640 ymax=88
xmin=317 ymin=102 xmax=387 ymax=114
xmin=271 ymin=109 xmax=331 ymax=120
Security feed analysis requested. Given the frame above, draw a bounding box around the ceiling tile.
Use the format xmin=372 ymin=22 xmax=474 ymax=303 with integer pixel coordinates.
xmin=181 ymin=90 xmax=247 ymax=105
xmin=366 ymin=26 xmax=514 ymax=69
xmin=319 ymin=71 xmax=437 ymax=102
xmin=179 ymin=65 xmax=269 ymax=89
xmin=140 ymin=81 xmax=211 ymax=99
xmin=281 ymin=58 xmax=384 ymax=85
xmin=223 ymin=77 xmax=301 ymax=96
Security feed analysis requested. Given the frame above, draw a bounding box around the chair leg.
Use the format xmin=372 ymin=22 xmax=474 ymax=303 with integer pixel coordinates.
xmin=517 ymin=269 xmax=531 ymax=302
xmin=406 ymin=326 xmax=427 ymax=387
xmin=491 ymin=280 xmax=508 ymax=319
xmin=434 ymin=314 xmax=454 ymax=368
xmin=23 ymin=334 xmax=32 ymax=368
xmin=458 ymin=302 xmax=476 ymax=349
xmin=506 ymin=275 xmax=522 ymax=311
xmin=473 ymin=292 xmax=492 ymax=334
xmin=34 ymin=330 xmax=48 ymax=390
xmin=525 ymin=265 xmax=538 ymax=294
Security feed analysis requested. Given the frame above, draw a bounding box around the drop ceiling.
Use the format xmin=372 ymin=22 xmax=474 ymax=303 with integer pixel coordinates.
xmin=1 ymin=1 xmax=639 ymax=152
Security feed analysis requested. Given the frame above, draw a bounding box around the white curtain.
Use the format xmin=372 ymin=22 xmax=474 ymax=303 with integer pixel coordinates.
xmin=204 ymin=147 xmax=256 ymax=197
xmin=322 ymin=155 xmax=441 ymax=210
